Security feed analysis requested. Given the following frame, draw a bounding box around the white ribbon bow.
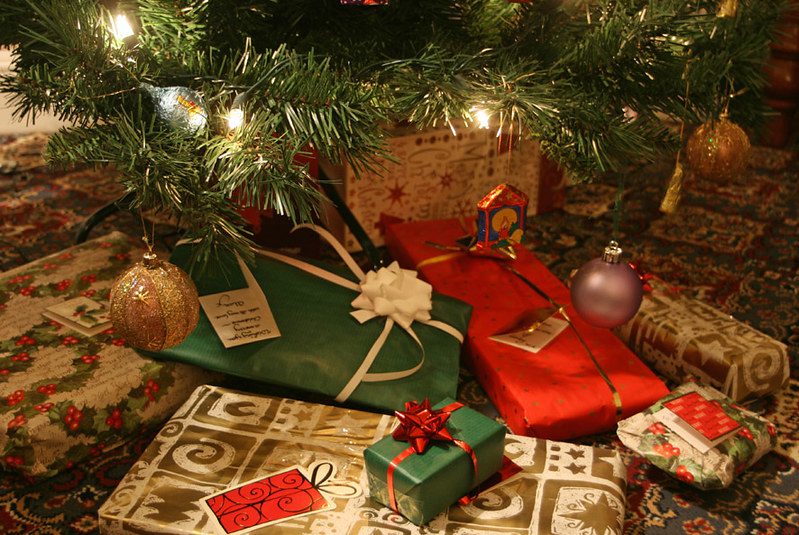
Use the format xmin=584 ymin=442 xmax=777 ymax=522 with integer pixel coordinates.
xmin=350 ymin=262 xmax=433 ymax=329
xmin=250 ymin=225 xmax=463 ymax=403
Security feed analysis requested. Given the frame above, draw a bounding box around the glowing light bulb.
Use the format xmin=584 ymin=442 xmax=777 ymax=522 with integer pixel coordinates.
xmin=471 ymin=107 xmax=491 ymax=129
xmin=227 ymin=108 xmax=245 ymax=130
xmin=110 ymin=13 xmax=134 ymax=41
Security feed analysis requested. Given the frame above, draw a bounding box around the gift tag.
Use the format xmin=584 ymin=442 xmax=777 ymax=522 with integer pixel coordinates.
xmin=654 ymin=392 xmax=741 ymax=453
xmin=489 ymin=316 xmax=569 ymax=353
xmin=42 ymin=297 xmax=112 ymax=337
xmin=200 ymin=461 xmax=360 ymax=535
xmin=199 ymin=257 xmax=281 ymax=348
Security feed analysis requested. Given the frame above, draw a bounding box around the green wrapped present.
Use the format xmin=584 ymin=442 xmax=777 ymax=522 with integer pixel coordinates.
xmin=617 ymin=383 xmax=777 ymax=490
xmin=156 ymin=226 xmax=471 ymax=413
xmin=364 ymin=398 xmax=506 ymax=525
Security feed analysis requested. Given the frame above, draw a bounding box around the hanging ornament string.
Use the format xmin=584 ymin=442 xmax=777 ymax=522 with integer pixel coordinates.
xmin=660 ymin=63 xmax=693 ymax=214
xmin=137 ymin=167 xmax=157 ymax=253
xmin=611 ymin=174 xmax=625 ymax=241
xmin=503 ymin=265 xmax=623 ymax=418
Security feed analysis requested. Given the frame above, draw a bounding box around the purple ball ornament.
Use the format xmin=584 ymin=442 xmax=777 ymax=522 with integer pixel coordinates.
xmin=569 ymin=241 xmax=643 ymax=329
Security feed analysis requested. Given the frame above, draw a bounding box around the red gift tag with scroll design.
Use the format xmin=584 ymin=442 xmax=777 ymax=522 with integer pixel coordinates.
xmin=201 ymin=462 xmax=360 ymax=534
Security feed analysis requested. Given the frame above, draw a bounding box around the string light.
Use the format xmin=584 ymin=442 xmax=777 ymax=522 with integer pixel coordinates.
xmin=227 ymin=108 xmax=245 ymax=130
xmin=109 ymin=13 xmax=134 ymax=41
xmin=470 ymin=107 xmax=491 ymax=129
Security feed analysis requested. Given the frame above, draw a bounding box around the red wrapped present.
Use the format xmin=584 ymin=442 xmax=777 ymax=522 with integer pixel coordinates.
xmin=385 ymin=218 xmax=669 ymax=440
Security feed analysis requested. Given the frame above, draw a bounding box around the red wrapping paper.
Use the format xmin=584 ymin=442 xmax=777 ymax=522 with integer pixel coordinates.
xmin=385 ymin=219 xmax=669 ymax=440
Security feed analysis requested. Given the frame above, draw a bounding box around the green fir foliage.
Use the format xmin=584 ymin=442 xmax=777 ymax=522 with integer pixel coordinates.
xmin=0 ymin=0 xmax=783 ymax=263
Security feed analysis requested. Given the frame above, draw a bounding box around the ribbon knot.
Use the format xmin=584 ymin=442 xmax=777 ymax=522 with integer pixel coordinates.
xmin=392 ymin=399 xmax=454 ymax=454
xmin=351 ymin=262 xmax=433 ymax=329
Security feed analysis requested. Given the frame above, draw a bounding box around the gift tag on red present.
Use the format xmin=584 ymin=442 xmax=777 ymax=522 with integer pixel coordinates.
xmin=201 ymin=461 xmax=360 ymax=534
xmin=654 ymin=392 xmax=741 ymax=453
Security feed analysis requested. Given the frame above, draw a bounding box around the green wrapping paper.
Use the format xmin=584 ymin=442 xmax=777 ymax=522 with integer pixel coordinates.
xmin=364 ymin=398 xmax=506 ymax=525
xmin=617 ymin=383 xmax=777 ymax=490
xmin=154 ymin=242 xmax=471 ymax=413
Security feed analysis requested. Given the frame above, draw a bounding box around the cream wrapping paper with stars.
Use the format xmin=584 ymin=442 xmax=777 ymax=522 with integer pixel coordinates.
xmin=99 ymin=385 xmax=627 ymax=534
xmin=319 ymin=122 xmax=565 ymax=251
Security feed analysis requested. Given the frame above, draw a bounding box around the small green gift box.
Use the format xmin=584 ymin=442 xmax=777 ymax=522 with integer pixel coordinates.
xmin=363 ymin=398 xmax=506 ymax=525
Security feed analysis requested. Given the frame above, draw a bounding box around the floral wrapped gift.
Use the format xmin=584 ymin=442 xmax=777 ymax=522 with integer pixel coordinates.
xmin=616 ymin=278 xmax=789 ymax=402
xmin=0 ymin=232 xmax=213 ymax=478
xmin=99 ymin=384 xmax=628 ymax=534
xmin=157 ymin=226 xmax=470 ymax=413
xmin=364 ymin=398 xmax=506 ymax=525
xmin=384 ymin=218 xmax=668 ymax=440
xmin=617 ymin=382 xmax=777 ymax=490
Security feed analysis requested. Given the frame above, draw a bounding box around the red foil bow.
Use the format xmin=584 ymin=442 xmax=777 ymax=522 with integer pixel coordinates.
xmin=386 ymin=399 xmax=479 ymax=512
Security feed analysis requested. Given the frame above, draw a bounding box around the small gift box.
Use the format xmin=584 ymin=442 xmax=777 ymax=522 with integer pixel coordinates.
xmin=384 ymin=218 xmax=668 ymax=439
xmin=158 ymin=226 xmax=471 ymax=413
xmin=617 ymin=382 xmax=778 ymax=490
xmin=616 ymin=278 xmax=789 ymax=402
xmin=363 ymin=398 xmax=506 ymax=525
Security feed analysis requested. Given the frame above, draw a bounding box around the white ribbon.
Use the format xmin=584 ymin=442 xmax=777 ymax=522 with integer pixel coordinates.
xmin=251 ymin=224 xmax=463 ymax=403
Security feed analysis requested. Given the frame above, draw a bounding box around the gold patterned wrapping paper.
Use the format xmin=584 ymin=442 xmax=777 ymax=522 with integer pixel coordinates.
xmin=616 ymin=279 xmax=789 ymax=402
xmin=99 ymin=385 xmax=628 ymax=535
xmin=0 ymin=232 xmax=214 ymax=478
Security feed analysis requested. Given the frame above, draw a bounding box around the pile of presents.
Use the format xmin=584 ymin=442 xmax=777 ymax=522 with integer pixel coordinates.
xmin=0 ymin=130 xmax=790 ymax=534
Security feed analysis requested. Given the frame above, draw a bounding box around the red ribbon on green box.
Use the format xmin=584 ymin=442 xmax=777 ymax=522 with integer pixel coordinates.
xmin=386 ymin=399 xmax=478 ymax=512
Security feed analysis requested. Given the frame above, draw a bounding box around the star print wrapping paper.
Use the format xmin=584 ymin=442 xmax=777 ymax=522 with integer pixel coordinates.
xmin=99 ymin=385 xmax=628 ymax=534
xmin=0 ymin=233 xmax=213 ymax=478
xmin=320 ymin=123 xmax=564 ymax=251
xmin=384 ymin=218 xmax=669 ymax=440
xmin=616 ymin=278 xmax=789 ymax=402
xmin=617 ymin=383 xmax=777 ymax=490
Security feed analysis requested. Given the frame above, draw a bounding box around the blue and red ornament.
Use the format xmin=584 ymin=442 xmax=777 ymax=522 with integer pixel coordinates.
xmin=474 ymin=183 xmax=528 ymax=257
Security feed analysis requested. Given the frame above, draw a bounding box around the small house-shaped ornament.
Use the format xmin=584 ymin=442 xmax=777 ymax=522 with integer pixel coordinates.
xmin=475 ymin=184 xmax=529 ymax=255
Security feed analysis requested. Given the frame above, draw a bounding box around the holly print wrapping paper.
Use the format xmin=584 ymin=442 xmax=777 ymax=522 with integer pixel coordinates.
xmin=0 ymin=232 xmax=213 ymax=478
xmin=617 ymin=383 xmax=777 ymax=490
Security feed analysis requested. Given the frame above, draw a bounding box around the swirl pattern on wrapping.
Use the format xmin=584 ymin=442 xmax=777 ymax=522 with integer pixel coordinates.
xmin=171 ymin=438 xmax=236 ymax=474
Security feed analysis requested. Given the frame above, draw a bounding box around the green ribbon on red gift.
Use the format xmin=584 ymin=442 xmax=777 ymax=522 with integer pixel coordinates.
xmin=386 ymin=399 xmax=478 ymax=512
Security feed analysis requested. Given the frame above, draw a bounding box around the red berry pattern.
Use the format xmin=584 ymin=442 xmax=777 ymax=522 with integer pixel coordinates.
xmin=80 ymin=274 xmax=97 ymax=284
xmin=738 ymin=427 xmax=754 ymax=441
xmin=675 ymin=465 xmax=695 ymax=483
xmin=62 ymin=336 xmax=80 ymax=346
xmin=4 ymin=455 xmax=24 ymax=467
xmin=15 ymin=335 xmax=36 ymax=346
xmin=653 ymin=442 xmax=681 ymax=458
xmin=64 ymin=405 xmax=84 ymax=431
xmin=34 ymin=402 xmax=54 ymax=413
xmin=144 ymin=379 xmax=160 ymax=402
xmin=647 ymin=422 xmax=667 ymax=435
xmin=11 ymin=352 xmax=30 ymax=362
xmin=36 ymin=383 xmax=57 ymax=396
xmin=54 ymin=279 xmax=72 ymax=292
xmin=7 ymin=413 xmax=26 ymax=429
xmin=6 ymin=390 xmax=24 ymax=406
xmin=19 ymin=285 xmax=36 ymax=296
xmin=80 ymin=354 xmax=100 ymax=365
xmin=767 ymin=424 xmax=777 ymax=437
xmin=105 ymin=408 xmax=123 ymax=430
xmin=8 ymin=274 xmax=32 ymax=284
xmin=81 ymin=289 xmax=96 ymax=297
xmin=112 ymin=338 xmax=126 ymax=347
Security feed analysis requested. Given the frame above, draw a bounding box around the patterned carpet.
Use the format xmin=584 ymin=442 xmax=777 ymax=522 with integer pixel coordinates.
xmin=0 ymin=134 xmax=797 ymax=534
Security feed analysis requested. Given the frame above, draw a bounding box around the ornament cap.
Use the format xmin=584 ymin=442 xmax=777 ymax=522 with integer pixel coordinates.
xmin=602 ymin=241 xmax=623 ymax=264
xmin=142 ymin=251 xmax=159 ymax=268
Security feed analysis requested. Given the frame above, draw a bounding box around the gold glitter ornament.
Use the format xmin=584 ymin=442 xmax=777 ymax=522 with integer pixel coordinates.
xmin=660 ymin=161 xmax=685 ymax=214
xmin=685 ymin=115 xmax=751 ymax=181
xmin=110 ymin=251 xmax=199 ymax=351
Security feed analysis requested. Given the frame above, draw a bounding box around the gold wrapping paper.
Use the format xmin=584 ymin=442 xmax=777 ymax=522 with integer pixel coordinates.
xmin=99 ymin=385 xmax=628 ymax=535
xmin=616 ymin=279 xmax=789 ymax=402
